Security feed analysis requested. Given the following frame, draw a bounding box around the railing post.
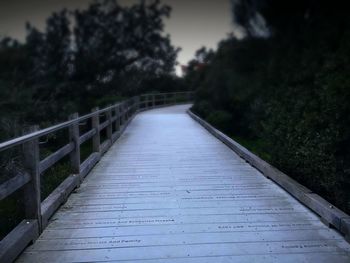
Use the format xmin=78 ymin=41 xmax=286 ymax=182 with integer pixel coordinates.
xmin=143 ymin=95 xmax=147 ymax=109
xmin=115 ymin=105 xmax=121 ymax=132
xmin=139 ymin=96 xmax=143 ymax=110
xmin=69 ymin=113 xmax=81 ymax=177
xmin=123 ymin=102 xmax=128 ymax=125
xmin=135 ymin=96 xmax=140 ymax=112
xmin=120 ymin=103 xmax=124 ymax=125
xmin=22 ymin=125 xmax=42 ymax=233
xmin=130 ymin=98 xmax=134 ymax=114
xmin=91 ymin=107 xmax=101 ymax=153
xmin=122 ymin=103 xmax=126 ymax=124
xmin=152 ymin=94 xmax=155 ymax=108
xmin=126 ymin=102 xmax=130 ymax=120
xmin=133 ymin=97 xmax=137 ymax=113
xmin=106 ymin=106 xmax=113 ymax=142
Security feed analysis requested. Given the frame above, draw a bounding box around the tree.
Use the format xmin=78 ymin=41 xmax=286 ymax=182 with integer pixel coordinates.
xmin=21 ymin=0 xmax=180 ymax=118
xmin=73 ymin=0 xmax=179 ymax=98
xmin=190 ymin=0 xmax=350 ymax=213
xmin=25 ymin=10 xmax=74 ymax=122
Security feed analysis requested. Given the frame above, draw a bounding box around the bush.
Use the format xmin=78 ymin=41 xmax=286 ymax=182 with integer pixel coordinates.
xmin=188 ymin=9 xmax=350 ymax=213
xmin=207 ymin=110 xmax=233 ymax=134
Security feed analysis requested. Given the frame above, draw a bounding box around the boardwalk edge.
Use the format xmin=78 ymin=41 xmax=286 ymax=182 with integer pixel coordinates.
xmin=187 ymin=109 xmax=350 ymax=243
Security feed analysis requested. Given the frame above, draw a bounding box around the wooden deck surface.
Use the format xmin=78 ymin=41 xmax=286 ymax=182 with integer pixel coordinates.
xmin=17 ymin=105 xmax=350 ymax=262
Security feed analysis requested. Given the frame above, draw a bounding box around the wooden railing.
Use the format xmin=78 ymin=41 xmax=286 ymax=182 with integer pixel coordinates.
xmin=0 ymin=91 xmax=194 ymax=262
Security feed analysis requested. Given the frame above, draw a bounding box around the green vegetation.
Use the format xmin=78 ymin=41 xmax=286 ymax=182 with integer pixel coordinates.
xmin=0 ymin=0 xmax=185 ymax=139
xmin=0 ymin=0 xmax=186 ymax=238
xmin=188 ymin=0 xmax=350 ymax=213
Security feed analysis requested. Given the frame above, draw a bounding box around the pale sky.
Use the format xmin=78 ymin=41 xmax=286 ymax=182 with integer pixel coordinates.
xmin=0 ymin=0 xmax=234 ymax=75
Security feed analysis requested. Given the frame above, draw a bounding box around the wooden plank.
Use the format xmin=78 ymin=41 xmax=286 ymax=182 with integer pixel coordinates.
xmin=106 ymin=110 xmax=113 ymax=144
xmin=16 ymin=105 xmax=350 ymax=262
xmin=17 ymin=245 xmax=350 ymax=263
xmin=91 ymin=108 xmax=100 ymax=153
xmin=119 ymin=103 xmax=126 ymax=125
xmin=98 ymin=120 xmax=109 ymax=131
xmin=22 ymin=125 xmax=42 ymax=232
xmin=42 ymin=219 xmax=325 ymax=238
xmin=114 ymin=105 xmax=121 ymax=132
xmin=61 ymin=198 xmax=297 ymax=212
xmin=0 ymin=112 xmax=91 ymax=152
xmin=0 ymin=92 xmax=193 ymax=152
xmin=41 ymin=175 xmax=80 ymax=228
xmin=80 ymin=153 xmax=100 ymax=178
xmin=188 ymin=110 xmax=350 ymax=235
xmin=68 ymin=113 xmax=80 ymax=175
xmin=111 ymin=111 xmax=136 ymax=143
xmin=100 ymin=140 xmax=111 ymax=154
xmin=125 ymin=106 xmax=131 ymax=119
xmin=111 ymin=115 xmax=118 ymax=122
xmin=0 ymin=172 xmax=30 ymax=200
xmin=341 ymin=217 xmax=350 ymax=242
xmin=0 ymin=94 xmax=196 ymax=263
xmin=301 ymin=193 xmax=349 ymax=229
xmin=0 ymin=220 xmax=38 ymax=263
xmin=47 ymin=213 xmax=320 ymax=230
xmin=26 ymin=229 xmax=342 ymax=251
xmin=39 ymin=143 xmax=75 ymax=174
xmin=135 ymin=96 xmax=140 ymax=111
xmin=111 ymin=130 xmax=121 ymax=143
xmin=51 ymin=204 xmax=310 ymax=220
xmin=79 ymin=129 xmax=96 ymax=145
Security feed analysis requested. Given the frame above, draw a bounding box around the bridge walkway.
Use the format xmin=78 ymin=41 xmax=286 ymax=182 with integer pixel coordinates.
xmin=17 ymin=104 xmax=350 ymax=262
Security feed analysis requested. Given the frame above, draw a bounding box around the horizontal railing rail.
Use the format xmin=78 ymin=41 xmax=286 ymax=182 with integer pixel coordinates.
xmin=0 ymin=91 xmax=194 ymax=263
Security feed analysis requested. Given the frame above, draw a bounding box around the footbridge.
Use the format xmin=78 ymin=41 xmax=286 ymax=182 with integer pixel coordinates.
xmin=0 ymin=92 xmax=349 ymax=262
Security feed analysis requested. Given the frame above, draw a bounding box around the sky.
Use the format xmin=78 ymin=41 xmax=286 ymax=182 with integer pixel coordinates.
xmin=0 ymin=0 xmax=234 ymax=75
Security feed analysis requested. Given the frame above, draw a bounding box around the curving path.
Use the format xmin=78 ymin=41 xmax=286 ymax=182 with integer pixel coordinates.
xmin=17 ymin=105 xmax=350 ymax=262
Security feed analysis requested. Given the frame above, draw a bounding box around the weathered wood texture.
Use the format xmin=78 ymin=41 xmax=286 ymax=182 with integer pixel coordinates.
xmin=68 ymin=113 xmax=80 ymax=175
xmin=17 ymin=105 xmax=350 ymax=262
xmin=39 ymin=143 xmax=75 ymax=174
xmin=91 ymin=107 xmax=101 ymax=153
xmin=0 ymin=92 xmax=193 ymax=263
xmin=41 ymin=175 xmax=80 ymax=229
xmin=0 ymin=172 xmax=30 ymax=200
xmin=80 ymin=153 xmax=101 ymax=179
xmin=22 ymin=126 xmax=42 ymax=231
xmin=188 ymin=110 xmax=350 ymax=240
xmin=0 ymin=92 xmax=189 ymax=151
xmin=0 ymin=220 xmax=38 ymax=263
xmin=79 ymin=129 xmax=96 ymax=145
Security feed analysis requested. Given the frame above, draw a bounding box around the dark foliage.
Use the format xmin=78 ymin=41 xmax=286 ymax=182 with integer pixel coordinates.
xmin=190 ymin=0 xmax=350 ymax=213
xmin=0 ymin=0 xmax=181 ymax=134
xmin=0 ymin=0 xmax=182 ymax=238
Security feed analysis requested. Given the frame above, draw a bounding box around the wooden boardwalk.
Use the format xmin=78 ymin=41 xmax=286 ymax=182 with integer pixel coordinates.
xmin=17 ymin=105 xmax=350 ymax=262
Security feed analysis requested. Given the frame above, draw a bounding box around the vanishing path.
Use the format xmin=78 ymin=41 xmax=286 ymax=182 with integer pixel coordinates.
xmin=18 ymin=105 xmax=350 ymax=262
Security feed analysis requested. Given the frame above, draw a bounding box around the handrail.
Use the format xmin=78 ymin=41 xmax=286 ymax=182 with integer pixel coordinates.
xmin=0 ymin=91 xmax=194 ymax=263
xmin=0 ymin=97 xmax=134 ymax=151
xmin=0 ymin=93 xmax=191 ymax=151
